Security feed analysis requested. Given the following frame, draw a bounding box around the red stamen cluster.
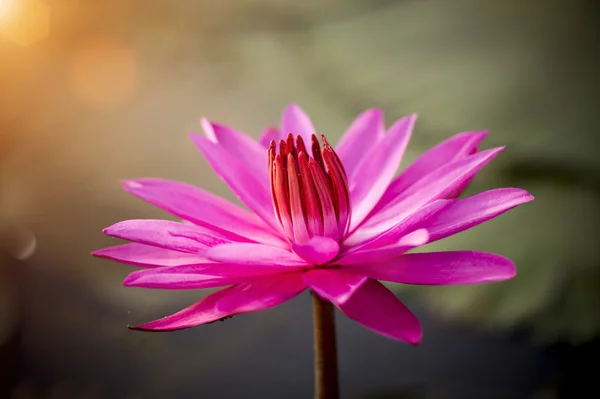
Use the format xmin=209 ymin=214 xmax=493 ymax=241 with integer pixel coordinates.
xmin=268 ymin=134 xmax=350 ymax=243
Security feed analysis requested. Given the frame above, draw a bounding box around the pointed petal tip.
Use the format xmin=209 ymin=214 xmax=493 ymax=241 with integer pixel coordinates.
xmin=362 ymin=108 xmax=384 ymax=118
xmin=392 ymin=318 xmax=423 ymax=346
xmin=395 ymin=113 xmax=418 ymax=128
xmin=284 ymin=103 xmax=302 ymax=111
xmin=122 ymin=274 xmax=137 ymax=287
xmin=282 ymin=103 xmax=311 ymax=117
xmin=90 ymin=248 xmax=112 ymax=258
xmin=282 ymin=104 xmax=307 ymax=119
xmin=122 ymin=273 xmax=164 ymax=288
xmin=479 ymin=145 xmax=505 ymax=164
xmin=477 ymin=145 xmax=505 ymax=160
xmin=459 ymin=129 xmax=489 ymax=139
xmin=101 ymin=223 xmax=124 ymax=236
xmin=199 ymin=118 xmax=218 ymax=142
xmin=496 ymin=256 xmax=517 ymax=281
xmin=511 ymin=189 xmax=534 ymax=204
xmin=475 ymin=129 xmax=489 ymax=139
xmin=127 ymin=320 xmax=190 ymax=332
xmin=127 ymin=324 xmax=169 ymax=332
xmin=407 ymin=332 xmax=423 ymax=346
xmin=120 ymin=179 xmax=144 ymax=191
xmin=459 ymin=130 xmax=489 ymax=147
xmin=524 ymin=192 xmax=535 ymax=202
xmin=404 ymin=113 xmax=418 ymax=125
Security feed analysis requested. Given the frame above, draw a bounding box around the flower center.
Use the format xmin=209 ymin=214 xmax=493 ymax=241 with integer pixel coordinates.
xmin=268 ymin=133 xmax=351 ymax=244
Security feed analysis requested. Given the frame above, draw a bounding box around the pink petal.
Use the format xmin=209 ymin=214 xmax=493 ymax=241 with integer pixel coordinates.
xmin=335 ymin=109 xmax=385 ymax=179
xmin=216 ymin=272 xmax=307 ymax=313
xmin=349 ymin=114 xmax=417 ymax=231
xmin=123 ymin=263 xmax=293 ymax=289
xmin=337 ymin=229 xmax=429 ymax=265
xmin=344 ymin=199 xmax=452 ymax=249
xmin=303 ymin=269 xmax=367 ymax=305
xmin=376 ymin=131 xmax=488 ymax=210
xmin=259 ymin=127 xmax=281 ymax=149
xmin=292 ymin=236 xmax=340 ymax=265
xmin=205 ymin=243 xmax=308 ymax=267
xmin=130 ymin=272 xmax=307 ymax=331
xmin=190 ymin=134 xmax=280 ymax=232
xmin=201 ymin=119 xmax=266 ymax=181
xmin=342 ymin=251 xmax=516 ymax=285
xmin=102 ymin=219 xmax=231 ymax=253
xmin=361 ymin=147 xmax=504 ymax=235
xmin=91 ymin=243 xmax=207 ymax=268
xmin=280 ymin=104 xmax=316 ymax=156
xmin=124 ymin=271 xmax=242 ymax=290
xmin=420 ymin=188 xmax=535 ymax=242
xmin=337 ymin=279 xmax=422 ymax=344
xmin=121 ymin=178 xmax=286 ymax=247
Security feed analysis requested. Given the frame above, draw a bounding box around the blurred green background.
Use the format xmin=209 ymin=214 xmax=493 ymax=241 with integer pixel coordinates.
xmin=1 ymin=0 xmax=598 ymax=398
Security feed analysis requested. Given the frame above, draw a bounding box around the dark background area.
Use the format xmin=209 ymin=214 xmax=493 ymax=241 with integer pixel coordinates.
xmin=1 ymin=0 xmax=599 ymax=398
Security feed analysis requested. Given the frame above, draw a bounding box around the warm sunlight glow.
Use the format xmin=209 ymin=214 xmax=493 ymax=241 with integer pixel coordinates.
xmin=0 ymin=0 xmax=49 ymax=46
xmin=0 ymin=0 xmax=17 ymax=25
xmin=67 ymin=35 xmax=139 ymax=109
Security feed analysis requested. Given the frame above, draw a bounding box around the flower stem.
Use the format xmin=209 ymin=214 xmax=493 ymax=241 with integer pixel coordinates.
xmin=312 ymin=292 xmax=339 ymax=399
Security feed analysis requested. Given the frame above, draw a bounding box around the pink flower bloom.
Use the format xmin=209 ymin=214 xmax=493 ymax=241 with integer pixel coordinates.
xmin=93 ymin=105 xmax=533 ymax=344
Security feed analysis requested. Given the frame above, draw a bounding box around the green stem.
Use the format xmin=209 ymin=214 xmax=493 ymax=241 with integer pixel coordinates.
xmin=312 ymin=292 xmax=339 ymax=399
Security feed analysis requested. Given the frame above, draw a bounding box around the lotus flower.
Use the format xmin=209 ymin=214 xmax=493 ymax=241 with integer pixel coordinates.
xmin=93 ymin=105 xmax=533 ymax=344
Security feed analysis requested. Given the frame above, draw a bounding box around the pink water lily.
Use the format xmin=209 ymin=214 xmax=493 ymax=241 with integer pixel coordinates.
xmin=93 ymin=104 xmax=533 ymax=345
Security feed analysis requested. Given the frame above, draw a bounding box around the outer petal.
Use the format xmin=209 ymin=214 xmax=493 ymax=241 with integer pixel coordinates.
xmin=360 ymin=147 xmax=504 ymax=235
xmin=259 ymin=127 xmax=282 ymax=149
xmin=376 ymin=131 xmax=488 ymax=210
xmin=281 ymin=104 xmax=316 ymax=156
xmin=337 ymin=279 xmax=422 ymax=344
xmin=303 ymin=269 xmax=367 ymax=305
xmin=216 ymin=272 xmax=307 ymax=313
xmin=201 ymin=119 xmax=267 ymax=181
xmin=205 ymin=243 xmax=308 ymax=267
xmin=123 ymin=263 xmax=295 ymax=289
xmin=121 ymin=178 xmax=286 ymax=247
xmin=130 ymin=272 xmax=307 ymax=331
xmin=335 ymin=109 xmax=385 ymax=179
xmin=349 ymin=114 xmax=416 ymax=231
xmin=419 ymin=188 xmax=535 ymax=242
xmin=344 ymin=199 xmax=452 ymax=249
xmin=337 ymin=229 xmax=429 ymax=266
xmin=190 ymin=134 xmax=280 ymax=232
xmin=342 ymin=251 xmax=516 ymax=285
xmin=91 ymin=243 xmax=207 ymax=268
xmin=103 ymin=219 xmax=230 ymax=253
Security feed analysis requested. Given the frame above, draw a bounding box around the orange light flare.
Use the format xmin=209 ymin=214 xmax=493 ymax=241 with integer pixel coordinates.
xmin=67 ymin=35 xmax=139 ymax=110
xmin=0 ymin=0 xmax=50 ymax=46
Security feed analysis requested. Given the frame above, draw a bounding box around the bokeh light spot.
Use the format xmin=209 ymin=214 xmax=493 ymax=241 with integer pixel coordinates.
xmin=67 ymin=35 xmax=139 ymax=109
xmin=0 ymin=0 xmax=49 ymax=46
